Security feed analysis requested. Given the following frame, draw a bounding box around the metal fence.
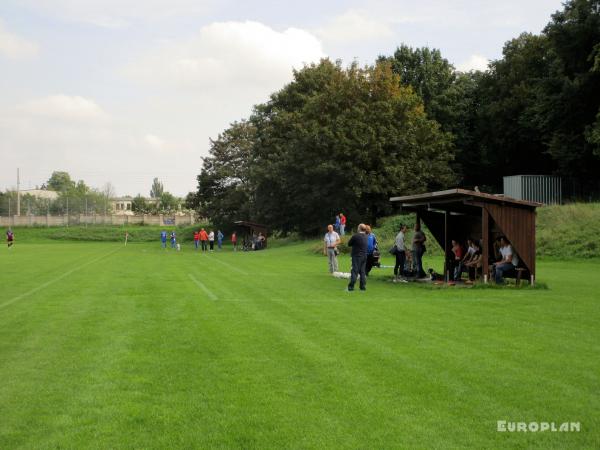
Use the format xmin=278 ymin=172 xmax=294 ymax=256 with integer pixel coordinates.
xmin=504 ymin=175 xmax=562 ymax=205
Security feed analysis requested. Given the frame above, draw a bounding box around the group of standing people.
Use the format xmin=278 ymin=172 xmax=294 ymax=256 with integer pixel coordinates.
xmin=192 ymin=228 xmax=225 ymax=251
xmin=323 ymin=221 xmax=382 ymax=292
xmin=333 ymin=213 xmax=346 ymax=236
xmin=324 ymin=220 xmax=430 ymax=291
xmin=391 ymin=223 xmax=427 ymax=281
xmin=160 ymin=229 xmax=234 ymax=251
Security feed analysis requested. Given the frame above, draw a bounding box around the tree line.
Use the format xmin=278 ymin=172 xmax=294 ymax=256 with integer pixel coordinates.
xmin=192 ymin=0 xmax=600 ymax=233
xmin=0 ymin=172 xmax=182 ymax=215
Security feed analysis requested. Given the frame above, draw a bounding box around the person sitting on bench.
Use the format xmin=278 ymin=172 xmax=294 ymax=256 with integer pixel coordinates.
xmin=454 ymin=238 xmax=476 ymax=281
xmin=464 ymin=242 xmax=482 ymax=281
xmin=492 ymin=237 xmax=519 ymax=284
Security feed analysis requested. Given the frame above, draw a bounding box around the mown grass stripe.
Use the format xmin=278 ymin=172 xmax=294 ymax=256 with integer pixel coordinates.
xmin=0 ymin=247 xmax=121 ymax=310
xmin=187 ymin=273 xmax=218 ymax=300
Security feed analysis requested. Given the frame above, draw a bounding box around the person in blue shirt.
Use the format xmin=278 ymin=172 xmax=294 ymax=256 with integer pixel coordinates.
xmin=334 ymin=214 xmax=341 ymax=233
xmin=217 ymin=230 xmax=224 ymax=250
xmin=160 ymin=230 xmax=167 ymax=249
xmin=365 ymin=225 xmax=379 ymax=275
xmin=170 ymin=231 xmax=177 ymax=249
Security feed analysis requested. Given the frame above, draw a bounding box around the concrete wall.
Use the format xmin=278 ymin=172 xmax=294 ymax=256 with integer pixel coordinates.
xmin=0 ymin=213 xmax=196 ymax=227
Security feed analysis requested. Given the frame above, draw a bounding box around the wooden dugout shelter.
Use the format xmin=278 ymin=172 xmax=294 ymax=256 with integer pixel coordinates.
xmin=390 ymin=189 xmax=541 ymax=283
xmin=234 ymin=221 xmax=269 ymax=249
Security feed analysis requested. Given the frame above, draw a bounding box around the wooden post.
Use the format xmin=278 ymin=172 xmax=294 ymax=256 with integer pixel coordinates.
xmin=482 ymin=207 xmax=489 ymax=283
xmin=444 ymin=211 xmax=448 ymax=281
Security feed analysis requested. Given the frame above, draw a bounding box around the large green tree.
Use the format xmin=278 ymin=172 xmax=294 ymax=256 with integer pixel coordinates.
xmin=47 ymin=171 xmax=75 ymax=192
xmin=196 ymin=120 xmax=257 ymax=228
xmin=472 ymin=0 xmax=600 ymax=192
xmin=379 ymin=45 xmax=482 ymax=186
xmin=541 ymin=0 xmax=600 ymax=188
xmin=249 ymin=60 xmax=455 ymax=233
xmin=150 ymin=178 xmax=164 ymax=199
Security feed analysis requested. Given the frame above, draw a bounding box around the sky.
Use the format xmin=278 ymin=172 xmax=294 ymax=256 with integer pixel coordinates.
xmin=0 ymin=0 xmax=565 ymax=197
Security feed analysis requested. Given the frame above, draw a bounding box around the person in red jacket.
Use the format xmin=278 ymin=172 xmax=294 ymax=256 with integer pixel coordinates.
xmin=193 ymin=230 xmax=200 ymax=250
xmin=231 ymin=232 xmax=238 ymax=251
xmin=199 ymin=228 xmax=209 ymax=252
xmin=339 ymin=213 xmax=347 ymax=236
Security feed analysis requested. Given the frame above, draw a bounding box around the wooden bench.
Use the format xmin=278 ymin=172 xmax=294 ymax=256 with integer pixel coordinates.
xmin=486 ymin=265 xmax=528 ymax=285
xmin=514 ymin=268 xmax=527 ymax=286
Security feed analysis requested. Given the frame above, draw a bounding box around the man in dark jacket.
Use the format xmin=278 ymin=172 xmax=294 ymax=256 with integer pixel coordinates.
xmin=347 ymin=223 xmax=368 ymax=291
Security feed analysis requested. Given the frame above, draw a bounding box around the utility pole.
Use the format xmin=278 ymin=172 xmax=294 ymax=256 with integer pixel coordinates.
xmin=16 ymin=168 xmax=21 ymax=216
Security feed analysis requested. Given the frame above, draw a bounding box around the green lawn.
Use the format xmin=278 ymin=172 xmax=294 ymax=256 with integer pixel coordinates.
xmin=0 ymin=241 xmax=598 ymax=449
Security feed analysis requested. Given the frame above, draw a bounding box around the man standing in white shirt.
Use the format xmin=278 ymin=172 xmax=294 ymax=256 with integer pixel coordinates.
xmin=323 ymin=224 xmax=341 ymax=274
xmin=393 ymin=224 xmax=408 ymax=280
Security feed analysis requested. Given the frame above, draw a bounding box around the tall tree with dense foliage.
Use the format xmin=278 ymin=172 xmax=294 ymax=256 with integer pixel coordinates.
xmin=47 ymin=171 xmax=76 ymax=192
xmin=249 ymin=60 xmax=455 ymax=233
xmin=196 ymin=120 xmax=257 ymax=228
xmin=131 ymin=195 xmax=148 ymax=213
xmin=379 ymin=45 xmax=482 ymax=185
xmin=473 ymin=0 xmax=600 ymax=192
xmin=150 ymin=178 xmax=164 ymax=199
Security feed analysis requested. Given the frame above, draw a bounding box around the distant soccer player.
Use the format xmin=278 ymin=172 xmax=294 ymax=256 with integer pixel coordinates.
xmin=160 ymin=230 xmax=167 ymax=249
xmin=193 ymin=230 xmax=200 ymax=250
xmin=231 ymin=231 xmax=237 ymax=251
xmin=6 ymin=228 xmax=14 ymax=248
xmin=170 ymin=231 xmax=177 ymax=249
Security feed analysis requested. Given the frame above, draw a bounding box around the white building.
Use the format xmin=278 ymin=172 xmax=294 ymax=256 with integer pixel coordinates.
xmin=20 ymin=189 xmax=59 ymax=200
xmin=111 ymin=196 xmax=134 ymax=215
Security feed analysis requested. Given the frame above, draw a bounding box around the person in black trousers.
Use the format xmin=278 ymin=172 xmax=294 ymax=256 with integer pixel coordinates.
xmin=393 ymin=224 xmax=408 ymax=280
xmin=347 ymin=223 xmax=368 ymax=291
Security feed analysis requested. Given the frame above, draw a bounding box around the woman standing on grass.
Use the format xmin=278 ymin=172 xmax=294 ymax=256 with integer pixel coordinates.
xmin=393 ymin=224 xmax=408 ymax=281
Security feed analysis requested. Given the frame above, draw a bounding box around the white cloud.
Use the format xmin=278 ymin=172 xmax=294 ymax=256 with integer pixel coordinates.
xmin=14 ymin=0 xmax=215 ymax=28
xmin=0 ymin=20 xmax=39 ymax=59
xmin=144 ymin=134 xmax=166 ymax=150
xmin=316 ymin=10 xmax=395 ymax=44
xmin=125 ymin=21 xmax=325 ymax=91
xmin=457 ymin=54 xmax=489 ymax=72
xmin=0 ymin=95 xmax=198 ymax=195
xmin=18 ymin=95 xmax=109 ymax=122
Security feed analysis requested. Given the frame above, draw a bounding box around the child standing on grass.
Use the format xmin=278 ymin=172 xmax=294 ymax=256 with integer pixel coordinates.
xmin=6 ymin=228 xmax=14 ymax=248
xmin=170 ymin=231 xmax=177 ymax=249
xmin=160 ymin=230 xmax=167 ymax=249
xmin=217 ymin=230 xmax=224 ymax=250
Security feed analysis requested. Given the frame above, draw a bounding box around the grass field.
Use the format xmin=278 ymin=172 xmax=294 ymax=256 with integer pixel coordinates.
xmin=1 ymin=241 xmax=599 ymax=449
